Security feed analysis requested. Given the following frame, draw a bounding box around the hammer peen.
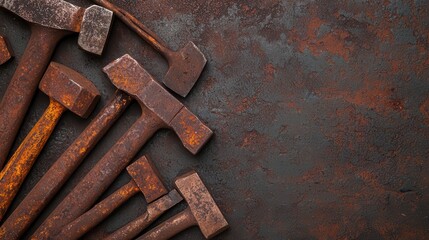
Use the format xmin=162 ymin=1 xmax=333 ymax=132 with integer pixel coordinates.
xmin=0 ymin=0 xmax=113 ymax=168
xmin=32 ymin=54 xmax=213 ymax=239
xmin=0 ymin=62 xmax=100 ymax=221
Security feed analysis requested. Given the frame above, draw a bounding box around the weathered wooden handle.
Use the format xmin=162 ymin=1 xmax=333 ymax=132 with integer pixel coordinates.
xmin=0 ymin=99 xmax=65 ymax=221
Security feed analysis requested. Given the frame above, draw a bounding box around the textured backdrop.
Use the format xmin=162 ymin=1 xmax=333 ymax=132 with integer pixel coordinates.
xmin=1 ymin=0 xmax=428 ymax=239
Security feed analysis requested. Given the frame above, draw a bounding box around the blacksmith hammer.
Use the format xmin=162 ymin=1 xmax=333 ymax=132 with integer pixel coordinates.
xmin=91 ymin=0 xmax=207 ymax=97
xmin=32 ymin=54 xmax=213 ymax=239
xmin=0 ymin=62 xmax=100 ymax=221
xmin=0 ymin=0 xmax=113 ymax=168
xmin=0 ymin=35 xmax=13 ymax=64
xmin=55 ymin=156 xmax=181 ymax=240
xmin=139 ymin=171 xmax=229 ymax=240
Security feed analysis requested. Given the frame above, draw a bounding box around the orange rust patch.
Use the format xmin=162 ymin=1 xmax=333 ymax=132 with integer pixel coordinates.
xmin=289 ymin=17 xmax=353 ymax=61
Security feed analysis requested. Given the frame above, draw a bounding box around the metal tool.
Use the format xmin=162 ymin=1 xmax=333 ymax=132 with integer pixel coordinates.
xmin=91 ymin=0 xmax=207 ymax=97
xmin=32 ymin=54 xmax=213 ymax=239
xmin=55 ymin=156 xmax=169 ymax=240
xmin=0 ymin=35 xmax=13 ymax=64
xmin=138 ymin=171 xmax=229 ymax=240
xmin=0 ymin=62 xmax=100 ymax=221
xmin=0 ymin=0 xmax=113 ymax=168
xmin=104 ymin=190 xmax=183 ymax=240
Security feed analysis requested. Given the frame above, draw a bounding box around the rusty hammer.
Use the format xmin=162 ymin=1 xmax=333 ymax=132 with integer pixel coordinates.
xmin=54 ymin=155 xmax=179 ymax=240
xmin=105 ymin=190 xmax=183 ymax=240
xmin=31 ymin=54 xmax=213 ymax=240
xmin=139 ymin=171 xmax=229 ymax=240
xmin=0 ymin=62 xmax=100 ymax=221
xmin=0 ymin=0 xmax=112 ymax=168
xmin=0 ymin=35 xmax=13 ymax=65
xmin=91 ymin=0 xmax=207 ymax=97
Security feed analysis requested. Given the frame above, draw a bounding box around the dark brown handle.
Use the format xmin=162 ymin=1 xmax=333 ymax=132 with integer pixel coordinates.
xmin=0 ymin=99 xmax=65 ymax=221
xmin=55 ymin=180 xmax=139 ymax=240
xmin=90 ymin=0 xmax=172 ymax=58
xmin=32 ymin=109 xmax=165 ymax=240
xmin=0 ymin=91 xmax=132 ymax=240
xmin=0 ymin=25 xmax=67 ymax=168
xmin=137 ymin=208 xmax=197 ymax=240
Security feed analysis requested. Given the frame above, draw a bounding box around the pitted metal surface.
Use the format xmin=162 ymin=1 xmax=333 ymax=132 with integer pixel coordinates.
xmin=0 ymin=1 xmax=428 ymax=239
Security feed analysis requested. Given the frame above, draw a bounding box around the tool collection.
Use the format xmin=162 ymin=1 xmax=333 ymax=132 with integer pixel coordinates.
xmin=0 ymin=0 xmax=228 ymax=239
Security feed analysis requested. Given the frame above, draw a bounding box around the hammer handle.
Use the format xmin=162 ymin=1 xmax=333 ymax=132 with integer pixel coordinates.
xmin=0 ymin=25 xmax=67 ymax=168
xmin=137 ymin=208 xmax=197 ymax=240
xmin=0 ymin=99 xmax=65 ymax=221
xmin=90 ymin=0 xmax=171 ymax=57
xmin=32 ymin=110 xmax=164 ymax=240
xmin=55 ymin=180 xmax=139 ymax=240
xmin=0 ymin=91 xmax=132 ymax=240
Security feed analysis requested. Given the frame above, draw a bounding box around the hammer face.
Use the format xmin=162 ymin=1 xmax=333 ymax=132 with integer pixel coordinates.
xmin=175 ymin=171 xmax=229 ymax=239
xmin=78 ymin=5 xmax=113 ymax=55
xmin=126 ymin=156 xmax=168 ymax=203
xmin=39 ymin=62 xmax=100 ymax=118
xmin=0 ymin=0 xmax=83 ymax=32
xmin=164 ymin=42 xmax=207 ymax=97
xmin=0 ymin=36 xmax=13 ymax=64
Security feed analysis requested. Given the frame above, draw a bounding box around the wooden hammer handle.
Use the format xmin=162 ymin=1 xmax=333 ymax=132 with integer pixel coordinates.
xmin=54 ymin=180 xmax=139 ymax=240
xmin=0 ymin=25 xmax=67 ymax=168
xmin=137 ymin=208 xmax=197 ymax=240
xmin=0 ymin=99 xmax=65 ymax=221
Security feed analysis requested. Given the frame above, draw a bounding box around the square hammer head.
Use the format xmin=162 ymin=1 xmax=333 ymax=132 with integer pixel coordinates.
xmin=103 ymin=54 xmax=213 ymax=154
xmin=175 ymin=171 xmax=229 ymax=239
xmin=40 ymin=62 xmax=100 ymax=118
xmin=126 ymin=156 xmax=168 ymax=203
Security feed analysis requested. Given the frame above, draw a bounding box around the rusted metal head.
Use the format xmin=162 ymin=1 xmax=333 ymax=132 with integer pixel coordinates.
xmin=0 ymin=0 xmax=112 ymax=55
xmin=0 ymin=35 xmax=13 ymax=65
xmin=126 ymin=156 xmax=168 ymax=203
xmin=78 ymin=5 xmax=113 ymax=55
xmin=164 ymin=42 xmax=207 ymax=97
xmin=103 ymin=54 xmax=213 ymax=154
xmin=39 ymin=62 xmax=100 ymax=118
xmin=175 ymin=171 xmax=229 ymax=239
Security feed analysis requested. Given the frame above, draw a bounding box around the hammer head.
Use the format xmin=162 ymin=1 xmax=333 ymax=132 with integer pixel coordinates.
xmin=103 ymin=54 xmax=213 ymax=154
xmin=0 ymin=0 xmax=112 ymax=55
xmin=0 ymin=36 xmax=13 ymax=65
xmin=40 ymin=62 xmax=100 ymax=118
xmin=164 ymin=42 xmax=207 ymax=97
xmin=175 ymin=171 xmax=229 ymax=239
xmin=126 ymin=156 xmax=168 ymax=203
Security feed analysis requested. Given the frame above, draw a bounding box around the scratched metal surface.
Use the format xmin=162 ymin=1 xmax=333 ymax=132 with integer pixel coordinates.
xmin=1 ymin=0 xmax=429 ymax=239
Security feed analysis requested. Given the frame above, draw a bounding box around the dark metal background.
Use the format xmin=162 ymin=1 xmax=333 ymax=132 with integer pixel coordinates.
xmin=1 ymin=0 xmax=429 ymax=239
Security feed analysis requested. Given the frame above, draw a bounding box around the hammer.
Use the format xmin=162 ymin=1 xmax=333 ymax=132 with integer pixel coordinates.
xmin=32 ymin=54 xmax=213 ymax=239
xmin=139 ymin=171 xmax=229 ymax=240
xmin=54 ymin=155 xmax=179 ymax=240
xmin=0 ymin=0 xmax=113 ymax=168
xmin=91 ymin=0 xmax=207 ymax=97
xmin=0 ymin=62 xmax=100 ymax=221
xmin=0 ymin=35 xmax=13 ymax=65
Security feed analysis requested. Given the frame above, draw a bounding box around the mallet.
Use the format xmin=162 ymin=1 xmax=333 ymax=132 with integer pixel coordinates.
xmin=139 ymin=171 xmax=229 ymax=240
xmin=0 ymin=62 xmax=100 ymax=221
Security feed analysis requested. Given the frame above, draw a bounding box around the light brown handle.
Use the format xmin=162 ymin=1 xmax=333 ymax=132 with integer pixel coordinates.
xmin=0 ymin=99 xmax=65 ymax=221
xmin=55 ymin=180 xmax=139 ymax=240
xmin=0 ymin=25 xmax=68 ymax=168
xmin=137 ymin=208 xmax=197 ymax=240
